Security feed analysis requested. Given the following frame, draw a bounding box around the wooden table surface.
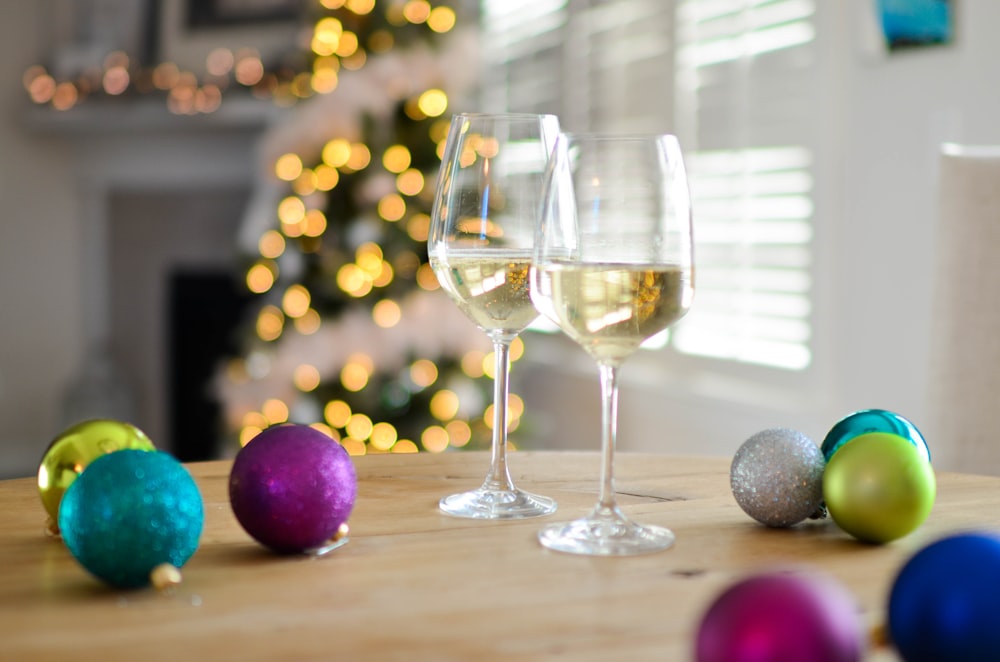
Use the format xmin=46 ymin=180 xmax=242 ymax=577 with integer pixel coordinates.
xmin=1 ymin=451 xmax=998 ymax=661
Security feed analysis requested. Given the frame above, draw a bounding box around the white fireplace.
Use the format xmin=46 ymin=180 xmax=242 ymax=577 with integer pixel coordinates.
xmin=26 ymin=96 xmax=282 ymax=457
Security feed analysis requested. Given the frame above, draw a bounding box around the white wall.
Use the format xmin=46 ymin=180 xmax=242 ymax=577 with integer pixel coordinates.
xmin=0 ymin=4 xmax=82 ymax=478
xmin=2 ymin=2 xmax=999 ymax=478
xmin=0 ymin=4 xmax=265 ymax=478
xmin=829 ymin=0 xmax=1000 ymax=469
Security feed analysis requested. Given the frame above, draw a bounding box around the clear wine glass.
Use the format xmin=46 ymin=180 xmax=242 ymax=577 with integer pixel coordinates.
xmin=428 ymin=112 xmax=560 ymax=519
xmin=531 ymin=133 xmax=694 ymax=554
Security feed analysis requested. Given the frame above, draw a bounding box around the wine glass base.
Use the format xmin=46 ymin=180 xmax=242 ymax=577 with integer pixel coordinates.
xmin=538 ymin=514 xmax=675 ymax=556
xmin=439 ymin=488 xmax=557 ymax=520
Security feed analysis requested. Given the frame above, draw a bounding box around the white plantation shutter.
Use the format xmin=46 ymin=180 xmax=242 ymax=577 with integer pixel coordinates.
xmin=480 ymin=0 xmax=675 ymax=133
xmin=479 ymin=0 xmax=817 ymax=370
xmin=480 ymin=0 xmax=677 ymax=337
xmin=672 ymin=0 xmax=818 ymax=370
xmin=480 ymin=0 xmax=568 ymax=116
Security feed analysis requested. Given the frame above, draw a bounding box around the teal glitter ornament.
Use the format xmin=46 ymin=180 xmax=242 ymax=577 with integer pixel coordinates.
xmin=58 ymin=450 xmax=204 ymax=588
xmin=821 ymin=409 xmax=929 ymax=463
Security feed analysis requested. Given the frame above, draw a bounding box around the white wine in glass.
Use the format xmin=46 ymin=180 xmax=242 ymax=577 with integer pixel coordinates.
xmin=531 ymin=133 xmax=694 ymax=554
xmin=429 ymin=112 xmax=560 ymax=519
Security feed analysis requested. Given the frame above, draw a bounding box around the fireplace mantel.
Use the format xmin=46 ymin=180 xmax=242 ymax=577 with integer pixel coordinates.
xmin=22 ymin=95 xmax=284 ymax=136
xmin=24 ymin=96 xmax=285 ymax=344
xmin=23 ymin=96 xmax=287 ymax=453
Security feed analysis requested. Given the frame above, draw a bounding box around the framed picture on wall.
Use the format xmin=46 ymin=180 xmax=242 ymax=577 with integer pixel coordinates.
xmin=876 ymin=0 xmax=954 ymax=51
xmin=184 ymin=0 xmax=303 ymax=28
xmin=157 ymin=0 xmax=304 ymax=74
xmin=46 ymin=0 xmax=157 ymax=77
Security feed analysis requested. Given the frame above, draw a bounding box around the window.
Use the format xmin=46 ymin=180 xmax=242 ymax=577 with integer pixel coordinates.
xmin=480 ymin=0 xmax=675 ymax=133
xmin=480 ymin=0 xmax=818 ymax=371
xmin=672 ymin=0 xmax=817 ymax=370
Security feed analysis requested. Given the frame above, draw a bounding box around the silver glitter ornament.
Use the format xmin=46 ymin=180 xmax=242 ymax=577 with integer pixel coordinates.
xmin=730 ymin=428 xmax=826 ymax=527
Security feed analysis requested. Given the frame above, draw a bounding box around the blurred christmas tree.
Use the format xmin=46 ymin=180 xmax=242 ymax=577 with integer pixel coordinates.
xmin=215 ymin=0 xmax=529 ymax=456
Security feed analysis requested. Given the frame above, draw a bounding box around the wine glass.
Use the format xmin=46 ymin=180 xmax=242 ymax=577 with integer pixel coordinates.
xmin=428 ymin=112 xmax=560 ymax=519
xmin=531 ymin=133 xmax=694 ymax=554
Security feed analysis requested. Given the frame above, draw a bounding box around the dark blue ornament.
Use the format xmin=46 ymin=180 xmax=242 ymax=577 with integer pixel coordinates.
xmin=820 ymin=409 xmax=929 ymax=462
xmin=888 ymin=532 xmax=1000 ymax=662
xmin=58 ymin=450 xmax=204 ymax=588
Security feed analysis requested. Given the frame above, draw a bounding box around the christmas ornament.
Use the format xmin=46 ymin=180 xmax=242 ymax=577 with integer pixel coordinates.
xmin=37 ymin=419 xmax=156 ymax=533
xmin=58 ymin=450 xmax=203 ymax=588
xmin=730 ymin=428 xmax=826 ymax=527
xmin=821 ymin=409 xmax=929 ymax=462
xmin=888 ymin=532 xmax=1000 ymax=662
xmin=696 ymin=570 xmax=863 ymax=662
xmin=823 ymin=432 xmax=935 ymax=543
xmin=229 ymin=424 xmax=357 ymax=554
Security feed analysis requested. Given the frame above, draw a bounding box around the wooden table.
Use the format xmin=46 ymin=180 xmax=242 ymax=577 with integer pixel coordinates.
xmin=1 ymin=451 xmax=997 ymax=660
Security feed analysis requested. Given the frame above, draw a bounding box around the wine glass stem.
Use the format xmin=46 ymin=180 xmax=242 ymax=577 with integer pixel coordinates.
xmin=597 ymin=362 xmax=621 ymax=515
xmin=482 ymin=336 xmax=516 ymax=492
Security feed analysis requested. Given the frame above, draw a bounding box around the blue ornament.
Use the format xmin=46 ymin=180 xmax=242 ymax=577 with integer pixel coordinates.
xmin=820 ymin=409 xmax=929 ymax=462
xmin=888 ymin=532 xmax=1000 ymax=661
xmin=58 ymin=450 xmax=204 ymax=588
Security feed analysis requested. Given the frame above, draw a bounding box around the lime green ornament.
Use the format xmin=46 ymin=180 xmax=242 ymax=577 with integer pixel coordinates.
xmin=37 ymin=419 xmax=156 ymax=534
xmin=823 ymin=432 xmax=936 ymax=544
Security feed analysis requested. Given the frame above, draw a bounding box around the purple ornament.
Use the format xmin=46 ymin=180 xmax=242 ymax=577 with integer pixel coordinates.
xmin=696 ymin=571 xmax=863 ymax=662
xmin=229 ymin=424 xmax=357 ymax=554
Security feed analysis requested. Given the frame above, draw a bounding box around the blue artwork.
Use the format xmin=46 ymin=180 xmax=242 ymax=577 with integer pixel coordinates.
xmin=877 ymin=0 xmax=953 ymax=50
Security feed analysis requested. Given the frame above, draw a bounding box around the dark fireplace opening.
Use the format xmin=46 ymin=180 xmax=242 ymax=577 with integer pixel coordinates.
xmin=167 ymin=270 xmax=251 ymax=462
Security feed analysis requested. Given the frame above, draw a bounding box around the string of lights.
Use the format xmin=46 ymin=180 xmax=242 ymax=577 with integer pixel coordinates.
xmin=22 ymin=0 xmax=459 ymax=115
xmin=22 ymin=0 xmax=518 ymax=457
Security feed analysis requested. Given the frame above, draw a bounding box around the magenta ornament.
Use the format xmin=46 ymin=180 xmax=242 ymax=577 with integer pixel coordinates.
xmin=696 ymin=571 xmax=864 ymax=662
xmin=229 ymin=424 xmax=357 ymax=554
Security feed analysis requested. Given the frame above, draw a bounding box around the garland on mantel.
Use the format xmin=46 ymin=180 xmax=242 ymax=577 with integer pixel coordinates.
xmin=22 ymin=0 xmax=462 ymax=116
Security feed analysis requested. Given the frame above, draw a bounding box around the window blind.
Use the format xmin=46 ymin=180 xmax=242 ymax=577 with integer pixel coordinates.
xmin=480 ymin=0 xmax=675 ymax=133
xmin=480 ymin=0 xmax=678 ymax=338
xmin=479 ymin=0 xmax=816 ymax=370
xmin=672 ymin=0 xmax=817 ymax=370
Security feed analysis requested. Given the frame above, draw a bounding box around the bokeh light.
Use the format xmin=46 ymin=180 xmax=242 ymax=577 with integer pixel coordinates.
xmin=417 ymin=89 xmax=448 ymax=117
xmin=293 ymin=364 xmax=321 ymax=391
xmin=282 ymin=284 xmax=311 ymax=318
xmin=410 ymin=359 xmax=439 ymax=388
xmin=421 ymin=425 xmax=449 ymax=452
xmin=275 ymin=153 xmax=304 ymax=181
xmin=247 ymin=261 xmax=277 ymax=294
xmin=256 ymin=305 xmax=285 ymax=341
xmin=262 ymin=398 xmax=290 ymax=424
xmin=325 ymin=400 xmax=352 ymax=428
xmin=428 ymin=6 xmax=457 ymax=33
xmin=373 ymin=299 xmax=402 ymax=327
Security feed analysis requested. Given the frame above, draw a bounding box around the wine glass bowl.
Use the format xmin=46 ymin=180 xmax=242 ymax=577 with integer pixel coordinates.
xmin=531 ymin=133 xmax=694 ymax=554
xmin=429 ymin=112 xmax=560 ymax=519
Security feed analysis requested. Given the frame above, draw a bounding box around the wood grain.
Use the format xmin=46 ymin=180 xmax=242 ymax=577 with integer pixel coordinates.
xmin=1 ymin=451 xmax=995 ymax=661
